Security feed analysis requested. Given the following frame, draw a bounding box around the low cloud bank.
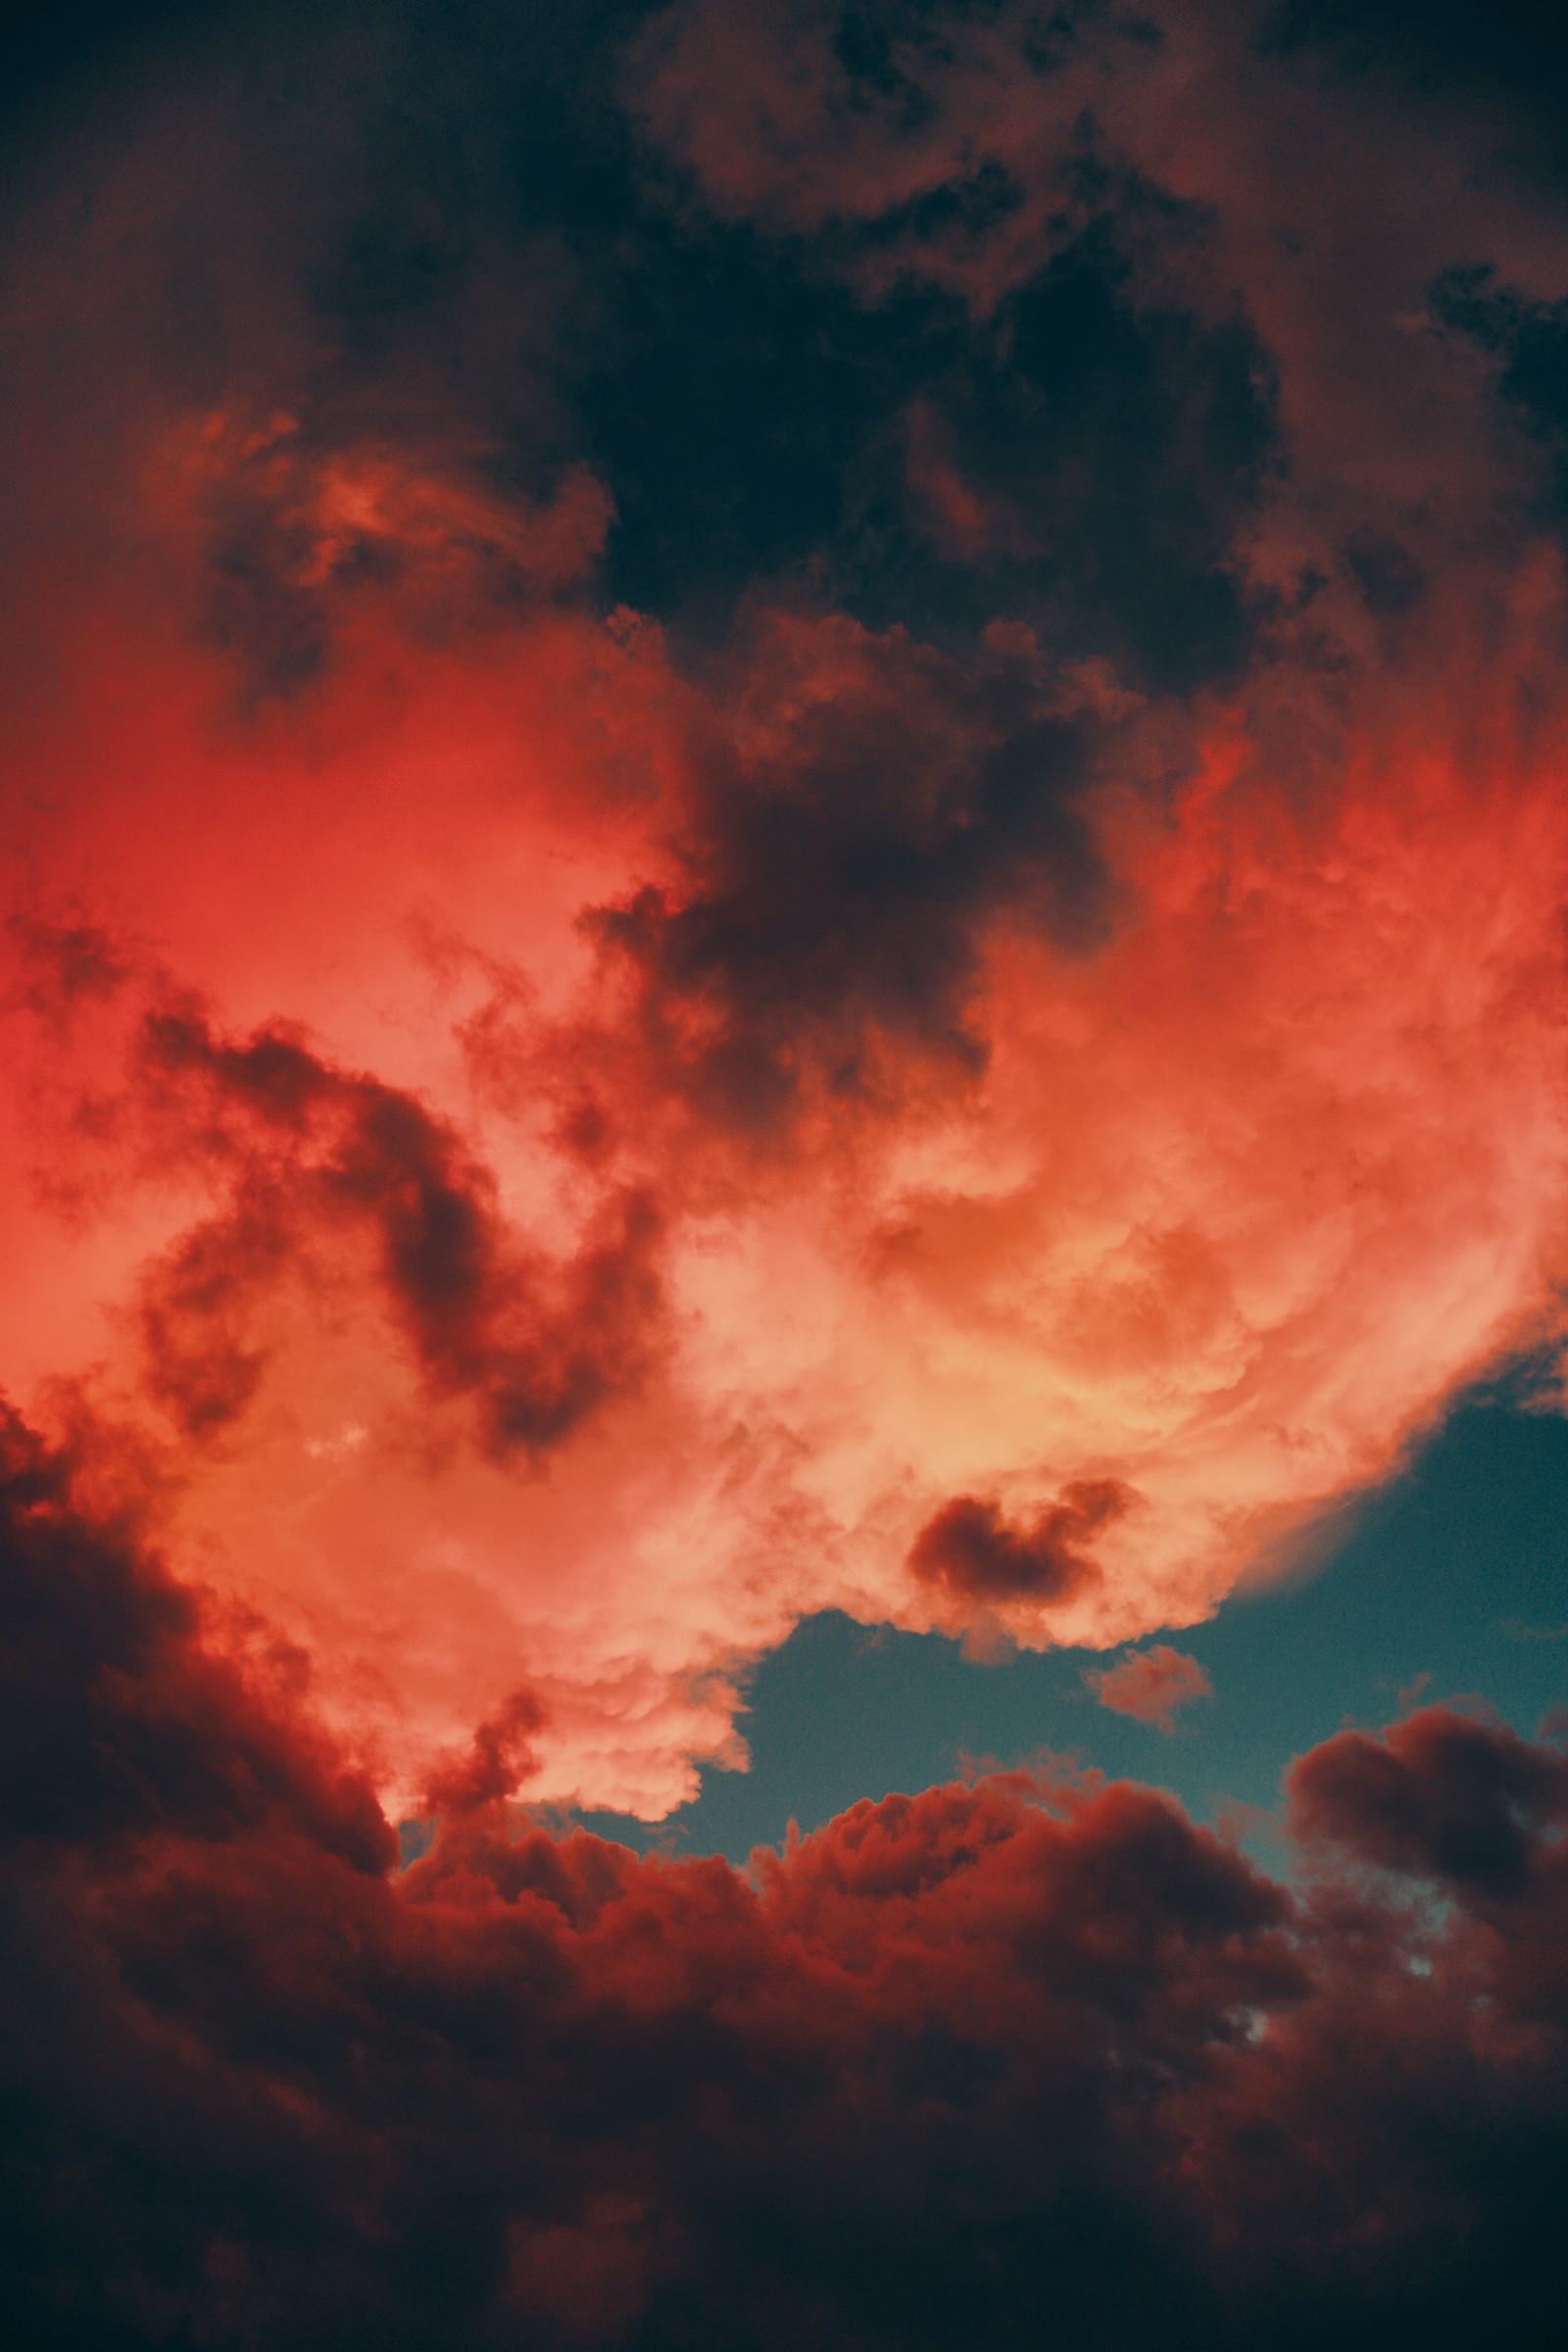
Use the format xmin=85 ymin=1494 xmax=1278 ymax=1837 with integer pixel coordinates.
xmin=4 ymin=1408 xmax=1566 ymax=2351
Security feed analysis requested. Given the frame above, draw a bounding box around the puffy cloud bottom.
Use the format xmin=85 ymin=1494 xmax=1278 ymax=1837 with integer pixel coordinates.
xmin=4 ymin=1404 xmax=1567 ymax=2352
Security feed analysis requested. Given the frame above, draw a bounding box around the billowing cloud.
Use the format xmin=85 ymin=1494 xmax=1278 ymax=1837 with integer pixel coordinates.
xmin=4 ymin=1410 xmax=1568 ymax=2348
xmin=9 ymin=558 xmax=1568 ymax=1815
xmin=4 ymin=0 xmax=1568 ymax=1837
xmin=9 ymin=10 xmax=1568 ymax=2341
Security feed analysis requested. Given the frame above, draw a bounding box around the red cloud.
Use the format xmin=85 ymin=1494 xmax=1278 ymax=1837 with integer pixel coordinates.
xmin=1087 ymin=1644 xmax=1213 ymax=1733
xmin=1289 ymin=1705 xmax=1568 ymax=1896
xmin=5 ymin=1408 xmax=1568 ymax=2347
xmin=909 ymin=1481 xmax=1126 ymax=1609
xmin=134 ymin=1004 xmax=664 ymax=1461
xmin=9 ymin=14 xmax=1568 ymax=2339
xmin=10 ymin=0 xmax=1568 ymax=1842
xmin=11 ymin=541 xmax=1568 ymax=1816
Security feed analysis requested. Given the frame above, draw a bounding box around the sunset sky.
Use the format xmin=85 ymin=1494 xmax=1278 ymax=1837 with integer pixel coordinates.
xmin=5 ymin=5 xmax=1568 ymax=2346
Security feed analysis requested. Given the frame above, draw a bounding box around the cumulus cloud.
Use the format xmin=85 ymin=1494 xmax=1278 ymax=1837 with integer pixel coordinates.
xmin=12 ymin=568 xmax=1568 ymax=1816
xmin=4 ymin=1407 xmax=1568 ymax=2348
xmin=5 ymin=11 xmax=1568 ymax=2345
xmin=1088 ymin=1643 xmax=1213 ymax=1733
xmin=5 ymin=0 xmax=1568 ymax=1831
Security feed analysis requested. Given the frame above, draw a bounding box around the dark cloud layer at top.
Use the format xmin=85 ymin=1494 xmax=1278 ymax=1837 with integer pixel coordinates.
xmin=2 ymin=0 xmax=1567 ymax=1663
xmin=1273 ymin=0 xmax=1568 ymax=110
xmin=5 ymin=1406 xmax=1568 ymax=2350
xmin=12 ymin=0 xmax=1566 ymax=1138
xmin=4 ymin=1 xmax=1279 ymax=683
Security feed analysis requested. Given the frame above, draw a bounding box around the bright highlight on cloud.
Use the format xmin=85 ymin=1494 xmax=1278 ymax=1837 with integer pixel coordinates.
xmin=8 ymin=530 xmax=1567 ymax=1818
xmin=5 ymin=0 xmax=1568 ymax=1828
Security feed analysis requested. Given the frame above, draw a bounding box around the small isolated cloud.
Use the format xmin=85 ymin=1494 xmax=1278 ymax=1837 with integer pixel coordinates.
xmin=1087 ymin=1644 xmax=1212 ymax=1734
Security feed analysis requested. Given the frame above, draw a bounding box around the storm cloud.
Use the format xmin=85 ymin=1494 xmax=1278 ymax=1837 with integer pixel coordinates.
xmin=6 ymin=9 xmax=1568 ymax=2338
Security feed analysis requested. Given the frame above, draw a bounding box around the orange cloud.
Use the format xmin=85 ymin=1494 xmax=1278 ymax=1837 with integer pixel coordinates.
xmin=5 ymin=564 xmax=1568 ymax=1819
xmin=6 ymin=4 xmax=1568 ymax=1822
xmin=1087 ymin=1645 xmax=1213 ymax=1734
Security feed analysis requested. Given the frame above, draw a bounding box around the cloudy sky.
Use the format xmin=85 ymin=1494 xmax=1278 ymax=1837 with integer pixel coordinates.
xmin=5 ymin=5 xmax=1568 ymax=2345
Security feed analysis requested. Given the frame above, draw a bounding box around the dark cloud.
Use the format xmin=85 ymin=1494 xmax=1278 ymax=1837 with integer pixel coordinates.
xmin=1288 ymin=1703 xmax=1568 ymax=1896
xmin=876 ymin=238 xmax=1277 ymax=692
xmin=0 ymin=1 xmax=250 ymax=189
xmin=1428 ymin=267 xmax=1568 ymax=527
xmin=5 ymin=916 xmax=131 ymax=1024
xmin=5 ymin=1408 xmax=1568 ymax=2347
xmin=908 ymin=1479 xmax=1128 ymax=1607
xmin=4 ymin=1 xmax=1281 ymax=692
xmin=11 ymin=0 xmax=1524 ymax=1173
xmin=134 ymin=1006 xmax=663 ymax=1456
xmin=421 ymin=1688 xmax=548 ymax=1816
xmin=0 ymin=1399 xmax=390 ymax=1864
xmin=10 ymin=12 xmax=1568 ymax=2343
xmin=589 ymin=614 xmax=1115 ymax=1127
xmin=571 ymin=206 xmax=1275 ymax=689
xmin=1271 ymin=0 xmax=1568 ymax=114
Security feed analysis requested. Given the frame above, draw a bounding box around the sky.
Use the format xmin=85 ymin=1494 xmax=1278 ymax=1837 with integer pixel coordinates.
xmin=577 ymin=1371 xmax=1568 ymax=1863
xmin=4 ymin=3 xmax=1568 ymax=2346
